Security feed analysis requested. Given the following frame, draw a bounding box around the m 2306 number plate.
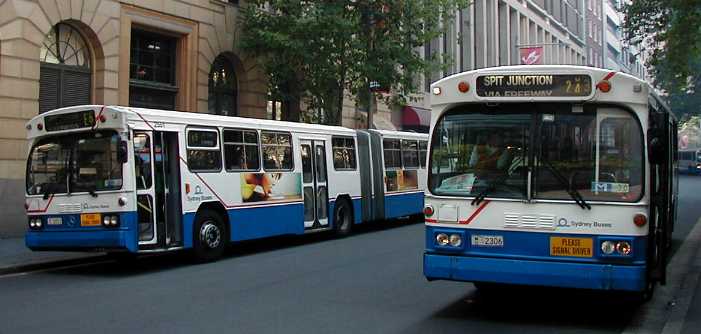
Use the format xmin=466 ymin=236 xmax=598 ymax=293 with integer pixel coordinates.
xmin=471 ymin=235 xmax=504 ymax=247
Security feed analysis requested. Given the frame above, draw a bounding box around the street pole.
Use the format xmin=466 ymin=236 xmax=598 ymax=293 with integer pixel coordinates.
xmin=366 ymin=2 xmax=375 ymax=130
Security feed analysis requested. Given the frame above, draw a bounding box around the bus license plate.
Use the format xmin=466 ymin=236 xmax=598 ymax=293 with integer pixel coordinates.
xmin=550 ymin=237 xmax=593 ymax=257
xmin=47 ymin=217 xmax=62 ymax=226
xmin=80 ymin=213 xmax=101 ymax=227
xmin=471 ymin=235 xmax=504 ymax=247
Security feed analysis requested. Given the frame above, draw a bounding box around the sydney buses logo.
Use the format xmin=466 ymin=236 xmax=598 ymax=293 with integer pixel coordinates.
xmin=557 ymin=218 xmax=612 ymax=229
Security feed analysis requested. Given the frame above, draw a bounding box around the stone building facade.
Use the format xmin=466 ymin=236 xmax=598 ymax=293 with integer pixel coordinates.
xmin=0 ymin=0 xmax=268 ymax=237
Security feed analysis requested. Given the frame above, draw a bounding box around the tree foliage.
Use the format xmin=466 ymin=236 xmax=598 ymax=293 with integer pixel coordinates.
xmin=239 ymin=0 xmax=468 ymax=124
xmin=622 ymin=0 xmax=701 ymax=117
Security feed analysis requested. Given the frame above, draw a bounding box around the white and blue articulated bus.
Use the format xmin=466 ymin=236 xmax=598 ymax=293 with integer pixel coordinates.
xmin=24 ymin=106 xmax=427 ymax=261
xmin=423 ymin=66 xmax=678 ymax=300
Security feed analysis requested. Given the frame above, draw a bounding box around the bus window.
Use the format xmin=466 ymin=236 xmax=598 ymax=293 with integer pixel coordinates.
xmin=402 ymin=140 xmax=419 ymax=168
xmin=419 ymin=141 xmax=428 ymax=168
xmin=187 ymin=129 xmax=222 ymax=172
xmin=223 ymin=129 xmax=260 ymax=171
xmin=536 ymin=110 xmax=643 ymax=202
xmin=383 ymin=139 xmax=401 ymax=169
xmin=133 ymin=134 xmax=152 ymax=189
xmin=332 ymin=137 xmax=357 ymax=170
xmin=261 ymin=131 xmax=293 ymax=171
xmin=429 ymin=111 xmax=529 ymax=198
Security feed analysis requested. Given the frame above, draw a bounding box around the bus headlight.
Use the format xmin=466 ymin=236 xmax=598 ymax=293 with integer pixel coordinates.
xmin=601 ymin=241 xmax=615 ymax=255
xmin=28 ymin=217 xmax=43 ymax=229
xmin=436 ymin=233 xmax=449 ymax=246
xmin=449 ymin=234 xmax=462 ymax=247
xmin=102 ymin=214 xmax=120 ymax=227
xmin=616 ymin=241 xmax=632 ymax=255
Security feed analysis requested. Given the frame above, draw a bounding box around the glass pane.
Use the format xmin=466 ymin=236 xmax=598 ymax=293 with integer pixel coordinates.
xmin=302 ymin=145 xmax=312 ymax=183
xmin=134 ymin=134 xmax=152 ymax=190
xmin=245 ymin=144 xmax=260 ymax=170
xmin=244 ymin=131 xmax=257 ymax=144
xmin=315 ymin=144 xmax=327 ymax=183
xmin=304 ymin=186 xmax=315 ymax=221
xmin=137 ymin=194 xmax=154 ymax=241
xmin=402 ymin=140 xmax=419 ymax=168
xmin=188 ymin=131 xmax=218 ymax=148
xmin=223 ymin=130 xmax=243 ymax=143
xmin=535 ymin=110 xmax=643 ymax=202
xmin=224 ymin=144 xmax=245 ymax=170
xmin=317 ymin=186 xmax=328 ymax=219
xmin=430 ymin=110 xmax=530 ymax=198
xmin=261 ymin=132 xmax=276 ymax=145
xmin=187 ymin=149 xmax=221 ymax=171
xmin=26 ymin=139 xmax=70 ymax=195
xmin=72 ymin=132 xmax=123 ymax=192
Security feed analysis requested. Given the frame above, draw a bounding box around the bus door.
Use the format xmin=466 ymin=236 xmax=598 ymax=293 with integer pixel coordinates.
xmin=134 ymin=130 xmax=182 ymax=249
xmin=648 ymin=111 xmax=672 ymax=284
xmin=300 ymin=139 xmax=329 ymax=230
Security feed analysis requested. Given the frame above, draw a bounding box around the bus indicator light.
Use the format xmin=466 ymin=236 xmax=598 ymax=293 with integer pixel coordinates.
xmin=616 ymin=241 xmax=632 ymax=255
xmin=449 ymin=234 xmax=462 ymax=247
xmin=432 ymin=87 xmax=442 ymax=95
xmin=597 ymin=80 xmax=611 ymax=93
xmin=633 ymin=214 xmax=647 ymax=227
xmin=436 ymin=233 xmax=449 ymax=246
xmin=458 ymin=81 xmax=470 ymax=93
xmin=424 ymin=205 xmax=434 ymax=217
xmin=37 ymin=123 xmax=43 ymax=130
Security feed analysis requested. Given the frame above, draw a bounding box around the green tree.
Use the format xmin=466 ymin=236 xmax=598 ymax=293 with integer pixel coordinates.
xmin=240 ymin=0 xmax=468 ymax=125
xmin=621 ymin=0 xmax=701 ymax=117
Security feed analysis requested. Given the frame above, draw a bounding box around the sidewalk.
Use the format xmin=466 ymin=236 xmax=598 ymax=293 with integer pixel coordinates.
xmin=0 ymin=237 xmax=103 ymax=274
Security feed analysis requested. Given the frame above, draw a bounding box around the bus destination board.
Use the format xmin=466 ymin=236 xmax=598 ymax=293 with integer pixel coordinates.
xmin=476 ymin=74 xmax=592 ymax=97
xmin=45 ymin=110 xmax=96 ymax=131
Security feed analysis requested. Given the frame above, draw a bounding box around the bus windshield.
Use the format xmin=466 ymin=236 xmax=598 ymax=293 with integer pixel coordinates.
xmin=27 ymin=131 xmax=123 ymax=195
xmin=429 ymin=104 xmax=644 ymax=203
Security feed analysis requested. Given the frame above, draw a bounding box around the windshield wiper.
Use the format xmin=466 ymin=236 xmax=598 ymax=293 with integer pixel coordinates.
xmin=539 ymin=157 xmax=591 ymax=210
xmin=472 ymin=177 xmax=506 ymax=206
xmin=88 ymin=186 xmax=98 ymax=198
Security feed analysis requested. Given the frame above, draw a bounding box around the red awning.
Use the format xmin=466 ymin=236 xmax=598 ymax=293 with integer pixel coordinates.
xmin=402 ymin=106 xmax=431 ymax=127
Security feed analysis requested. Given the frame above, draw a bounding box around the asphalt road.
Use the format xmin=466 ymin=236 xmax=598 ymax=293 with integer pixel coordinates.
xmin=1 ymin=175 xmax=701 ymax=334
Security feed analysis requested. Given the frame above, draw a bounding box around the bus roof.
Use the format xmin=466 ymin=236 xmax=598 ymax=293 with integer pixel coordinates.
xmin=27 ymin=105 xmax=428 ymax=139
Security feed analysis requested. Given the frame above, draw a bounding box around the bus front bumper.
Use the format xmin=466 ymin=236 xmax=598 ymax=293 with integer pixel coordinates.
xmin=424 ymin=253 xmax=646 ymax=291
xmin=26 ymin=229 xmax=137 ymax=253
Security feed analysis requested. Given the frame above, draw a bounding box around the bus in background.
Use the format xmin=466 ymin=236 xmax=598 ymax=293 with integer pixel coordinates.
xmin=24 ymin=106 xmax=427 ymax=261
xmin=423 ymin=66 xmax=677 ymax=300
xmin=678 ymin=149 xmax=701 ymax=174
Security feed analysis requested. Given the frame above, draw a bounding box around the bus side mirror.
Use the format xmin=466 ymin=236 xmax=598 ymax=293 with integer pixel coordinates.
xmin=118 ymin=140 xmax=129 ymax=164
xmin=647 ymin=129 xmax=664 ymax=165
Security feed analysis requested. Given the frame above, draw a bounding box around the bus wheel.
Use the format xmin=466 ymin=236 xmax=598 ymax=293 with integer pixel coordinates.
xmin=333 ymin=199 xmax=353 ymax=237
xmin=192 ymin=210 xmax=227 ymax=262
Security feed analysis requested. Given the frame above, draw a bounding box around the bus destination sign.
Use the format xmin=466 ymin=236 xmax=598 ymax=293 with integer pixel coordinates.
xmin=44 ymin=110 xmax=96 ymax=132
xmin=476 ymin=74 xmax=592 ymax=97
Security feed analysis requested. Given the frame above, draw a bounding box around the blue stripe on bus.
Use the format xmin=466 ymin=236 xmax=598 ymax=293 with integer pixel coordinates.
xmin=425 ymin=226 xmax=647 ymax=264
xmin=385 ymin=191 xmax=424 ymax=219
xmin=183 ymin=203 xmax=305 ymax=248
xmin=424 ymin=253 xmax=647 ymax=291
xmin=424 ymin=226 xmax=648 ymax=291
xmin=26 ymin=211 xmax=139 ymax=252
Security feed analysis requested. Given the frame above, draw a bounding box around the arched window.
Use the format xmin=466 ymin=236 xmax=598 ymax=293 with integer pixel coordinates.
xmin=208 ymin=55 xmax=237 ymax=116
xmin=39 ymin=23 xmax=92 ymax=114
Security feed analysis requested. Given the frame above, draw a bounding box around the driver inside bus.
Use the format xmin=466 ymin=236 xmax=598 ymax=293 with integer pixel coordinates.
xmin=471 ymin=133 xmax=511 ymax=181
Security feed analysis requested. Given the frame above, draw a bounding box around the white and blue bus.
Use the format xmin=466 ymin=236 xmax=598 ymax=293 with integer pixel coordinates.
xmin=423 ymin=66 xmax=677 ymax=300
xmin=24 ymin=106 xmax=427 ymax=261
xmin=678 ymin=149 xmax=701 ymax=174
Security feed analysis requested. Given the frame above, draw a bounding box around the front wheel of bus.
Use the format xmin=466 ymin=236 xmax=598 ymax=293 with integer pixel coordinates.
xmin=333 ymin=199 xmax=353 ymax=237
xmin=193 ymin=210 xmax=227 ymax=262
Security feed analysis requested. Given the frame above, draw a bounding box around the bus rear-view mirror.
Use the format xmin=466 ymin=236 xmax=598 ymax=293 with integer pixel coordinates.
xmin=118 ymin=140 xmax=129 ymax=164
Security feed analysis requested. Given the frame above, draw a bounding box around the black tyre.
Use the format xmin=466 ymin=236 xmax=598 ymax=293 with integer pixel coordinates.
xmin=333 ymin=199 xmax=353 ymax=237
xmin=192 ymin=210 xmax=227 ymax=262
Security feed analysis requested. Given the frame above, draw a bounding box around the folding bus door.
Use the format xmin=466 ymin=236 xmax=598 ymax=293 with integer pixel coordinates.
xmin=301 ymin=139 xmax=329 ymax=231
